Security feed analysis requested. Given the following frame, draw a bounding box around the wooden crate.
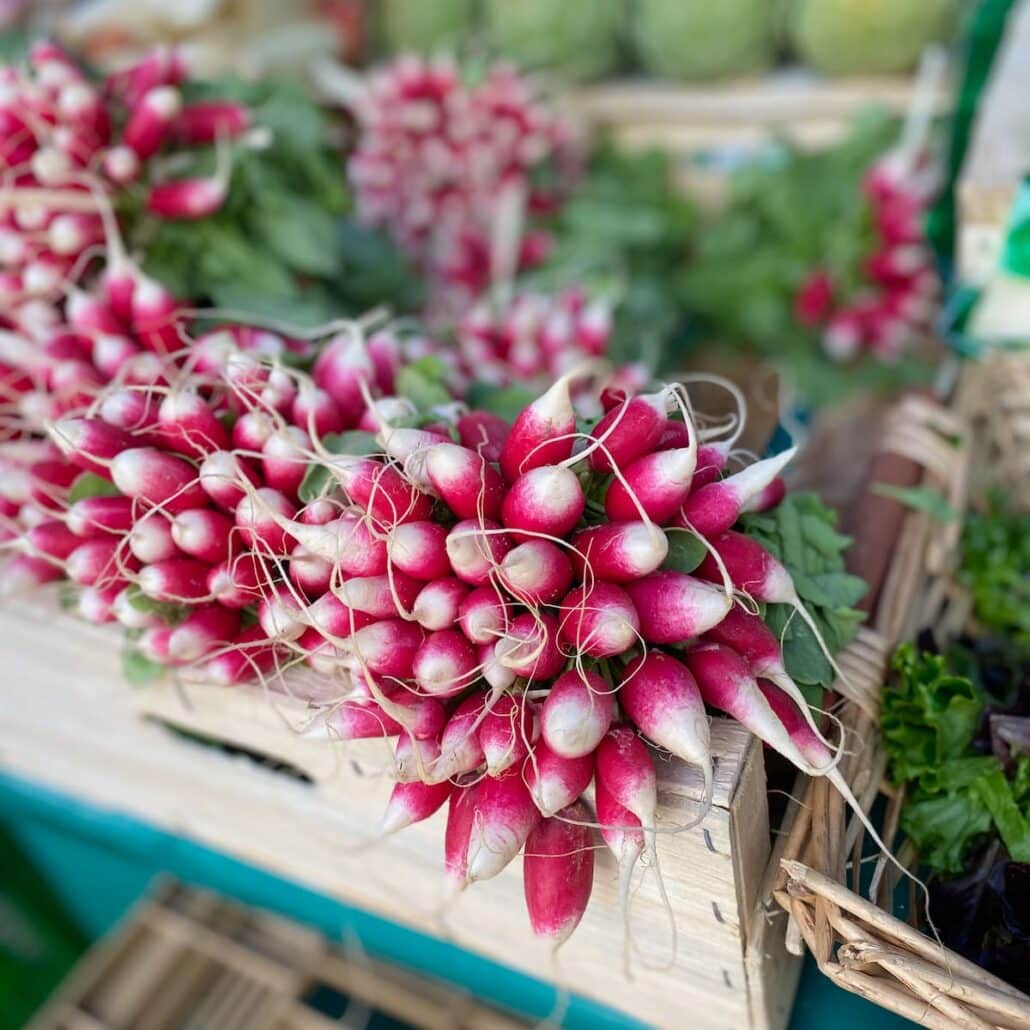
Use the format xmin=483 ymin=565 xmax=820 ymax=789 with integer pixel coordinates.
xmin=957 ymin=0 xmax=1030 ymax=283
xmin=28 ymin=879 xmax=523 ymax=1029
xmin=0 ymin=594 xmax=801 ymax=1030
xmin=564 ymin=73 xmax=952 ymax=204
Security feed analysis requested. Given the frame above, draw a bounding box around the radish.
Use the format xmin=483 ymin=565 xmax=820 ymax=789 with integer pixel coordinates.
xmin=496 ymin=613 xmax=564 ymax=681
xmin=596 ymin=726 xmax=657 ymax=844
xmin=234 ymin=487 xmax=295 ymax=554
xmin=147 ymin=174 xmax=227 ymax=220
xmin=558 ymin=581 xmax=640 ymax=658
xmin=76 ymin=584 xmax=121 ymax=624
xmin=595 ymin=774 xmax=644 ymax=964
xmin=412 ymin=629 xmax=479 ymax=697
xmin=434 ymin=695 xmax=488 ymax=783
xmin=122 ymin=85 xmax=181 ymax=159
xmin=382 ymin=777 xmax=453 ymax=835
xmin=66 ymin=496 xmax=135 ymax=537
xmin=587 ymin=392 xmax=667 ymax=472
xmin=604 ymin=446 xmax=697 ymax=524
xmin=202 ymin=626 xmax=278 ymax=686
xmin=412 ymin=577 xmax=468 ymax=631
xmin=691 ymin=442 xmax=730 ymax=489
xmin=457 ymin=410 xmax=508 ymax=463
xmin=52 ymin=418 xmax=134 ymax=474
xmin=479 ymin=641 xmax=517 ymax=692
xmin=348 ymin=619 xmax=424 ymax=678
xmin=67 ymin=535 xmax=134 ymax=587
xmin=570 ymin=521 xmax=668 ymax=582
xmin=540 ymin=670 xmax=615 ymax=759
xmin=445 ymin=519 xmax=511 ymax=585
xmin=289 ymin=516 xmax=387 ymax=576
xmin=111 ymin=448 xmax=207 ymax=514
xmin=623 ymin=571 xmax=732 ymax=644
xmin=425 ymin=443 xmax=505 ymax=520
xmin=321 ymin=700 xmax=404 ymax=740
xmin=170 ymin=508 xmax=234 ymax=563
xmin=619 ymin=652 xmax=711 ymax=805
xmin=207 ymin=554 xmax=264 ymax=609
xmin=479 ymin=694 xmax=538 ymax=775
xmin=524 ymin=739 xmax=593 ymax=818
xmin=128 ymin=513 xmax=178 ymax=564
xmin=138 ymin=558 xmax=211 ymax=602
xmin=500 ymin=465 xmax=585 ymax=540
xmin=457 ymin=585 xmax=510 ymax=643
xmin=26 ymin=520 xmax=83 ymax=560
xmin=167 ymin=604 xmax=241 ymax=662
xmin=139 ymin=625 xmax=174 ymax=663
xmin=444 ymin=783 xmax=477 ymax=893
xmin=332 ymin=457 xmax=432 ymax=526
xmin=335 ymin=571 xmax=420 ymax=618
xmin=387 ymin=520 xmax=451 ymax=580
xmin=232 ymin=411 xmax=276 ymax=453
xmin=261 ymin=427 xmax=309 ymax=496
xmin=98 ymin=388 xmax=159 ymax=436
xmin=676 ymin=448 xmax=795 ymax=538
xmin=291 ymin=385 xmax=344 ymax=438
xmin=288 ymin=545 xmax=332 ymax=597
xmin=112 ymin=587 xmax=163 ymax=629
xmin=499 ymin=376 xmax=575 ymax=482
xmin=176 ymin=100 xmax=251 ymax=143
xmin=258 ymin=586 xmax=307 ymax=642
xmin=156 ymin=391 xmax=230 ymax=458
xmin=306 ymin=593 xmax=377 ymax=638
xmin=2 ymin=554 xmax=62 ymax=593
xmin=130 ymin=277 xmax=182 ymax=356
xmin=465 ymin=768 xmax=540 ymax=883
xmin=198 ymin=450 xmax=260 ymax=510
xmin=312 ymin=333 xmax=374 ymax=418
xmin=740 ymin=476 xmax=786 ymax=515
xmin=695 ymin=531 xmax=842 ymax=673
xmin=498 ymin=540 xmax=573 ymax=605
xmin=523 ymin=802 xmax=594 ymax=946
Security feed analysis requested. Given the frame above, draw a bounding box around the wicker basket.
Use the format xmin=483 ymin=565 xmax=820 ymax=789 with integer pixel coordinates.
xmin=772 ymin=386 xmax=1030 ymax=1028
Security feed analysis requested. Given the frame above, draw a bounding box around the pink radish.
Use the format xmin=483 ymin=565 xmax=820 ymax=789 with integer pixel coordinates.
xmin=412 ymin=577 xmax=468 ymax=631
xmin=691 ymin=442 xmax=731 ymax=489
xmin=479 ymin=641 xmax=517 ymax=692
xmin=335 ymin=571 xmax=421 ymax=618
xmin=76 ymin=584 xmax=121 ymax=624
xmin=426 ymin=442 xmax=505 ymax=520
xmin=67 ymin=496 xmax=135 ymax=537
xmin=524 ymin=739 xmax=593 ymax=817
xmin=202 ymin=626 xmax=278 ymax=685
xmin=348 ymin=619 xmax=424 ymax=678
xmin=306 ymin=593 xmax=377 ymax=638
xmin=479 ymin=694 xmax=538 ymax=775
xmin=261 ymin=427 xmax=309 ymax=496
xmin=170 ymin=508 xmax=233 ymax=563
xmin=92 ymin=334 xmax=140 ymax=380
xmin=290 ymin=516 xmax=388 ymax=576
xmin=198 ymin=450 xmax=260 ymax=510
xmin=457 ymin=410 xmax=508 ymax=463
xmin=498 ymin=539 xmax=573 ymax=605
xmin=52 ymin=417 xmax=134 ymax=474
xmin=623 ymin=571 xmax=731 ymax=644
xmin=321 ymin=700 xmax=404 ymax=740
xmin=540 ymin=670 xmax=615 ymax=758
xmin=147 ymin=174 xmax=227 ymax=219
xmin=111 ymin=448 xmax=207 ymax=513
xmin=387 ymin=520 xmax=451 ymax=579
xmin=445 ymin=519 xmax=510 ymax=585
xmin=741 ymin=476 xmax=787 ymax=514
xmin=604 ymin=446 xmax=697 ymax=523
xmin=500 ymin=376 xmax=575 ymax=482
xmin=130 ymin=277 xmax=182 ymax=355
xmin=234 ymin=487 xmax=295 ymax=554
xmin=332 ymin=457 xmax=432 ymax=526
xmin=2 ymin=554 xmax=62 ymax=592
xmin=496 ymin=613 xmax=564 ymax=681
xmin=128 ymin=513 xmax=178 ymax=564
xmin=558 ymin=581 xmax=640 ymax=658
xmin=393 ymin=731 xmax=442 ymax=783
xmin=412 ymin=629 xmax=478 ymax=697
xmin=98 ymin=387 xmax=158 ymax=436
xmin=122 ymin=85 xmax=180 ymax=158
xmin=595 ymin=775 xmax=645 ymax=964
xmin=207 ymin=555 xmax=265 ymax=609
xmin=596 ymin=727 xmax=658 ymax=842
xmin=465 ymin=768 xmax=540 ymax=883
xmin=434 ymin=695 xmax=488 ymax=783
xmin=138 ymin=558 xmax=211 ymax=602
xmin=66 ymin=536 xmax=130 ymax=586
xmin=587 ymin=392 xmax=667 ymax=472
xmin=570 ymin=521 xmax=668 ymax=582
xmin=312 ymin=333 xmax=374 ymax=418
xmin=457 ymin=585 xmax=510 ymax=643
xmin=156 ymin=391 xmax=230 ymax=458
xmin=382 ymin=777 xmax=453 ymax=835
xmin=139 ymin=625 xmax=174 ymax=663
xmin=112 ymin=587 xmax=163 ymax=629
xmin=500 ymin=465 xmax=585 ymax=541
xmin=167 ymin=605 xmax=240 ymax=662
xmin=523 ymin=802 xmax=594 ymax=946
xmin=258 ymin=586 xmax=307 ymax=642
xmin=291 ymin=385 xmax=344 ymax=437
xmin=444 ymin=783 xmax=478 ymax=892
xmin=175 ymin=100 xmax=250 ymax=143
xmin=288 ymin=545 xmax=332 ymax=597
xmin=26 ymin=520 xmax=82 ymax=559
xmin=676 ymin=448 xmax=795 ymax=537
xmin=232 ymin=411 xmax=275 ymax=453
xmin=619 ymin=652 xmax=711 ymax=804
xmin=695 ymin=531 xmax=842 ymax=672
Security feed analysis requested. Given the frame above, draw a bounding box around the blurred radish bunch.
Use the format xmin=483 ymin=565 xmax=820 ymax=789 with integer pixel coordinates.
xmin=347 ymin=55 xmax=580 ymax=325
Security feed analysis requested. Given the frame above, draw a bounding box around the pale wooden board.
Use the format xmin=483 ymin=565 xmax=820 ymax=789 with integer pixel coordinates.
xmin=958 ymin=0 xmax=1030 ymax=282
xmin=0 ymin=595 xmax=795 ymax=1028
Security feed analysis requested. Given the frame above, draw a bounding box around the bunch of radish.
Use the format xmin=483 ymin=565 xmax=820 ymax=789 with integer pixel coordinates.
xmin=0 ymin=41 xmax=251 ymax=309
xmin=347 ymin=54 xmax=579 ymax=324
xmin=796 ymin=145 xmax=939 ymax=363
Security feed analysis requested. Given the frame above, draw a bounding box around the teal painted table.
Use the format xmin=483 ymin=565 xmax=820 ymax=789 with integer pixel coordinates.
xmin=0 ymin=772 xmax=914 ymax=1029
